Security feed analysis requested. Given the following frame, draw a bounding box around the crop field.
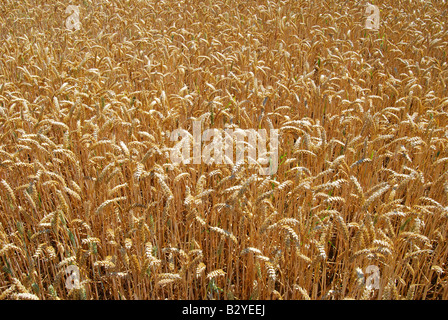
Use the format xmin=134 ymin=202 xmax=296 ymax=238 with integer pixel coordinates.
xmin=0 ymin=0 xmax=447 ymax=300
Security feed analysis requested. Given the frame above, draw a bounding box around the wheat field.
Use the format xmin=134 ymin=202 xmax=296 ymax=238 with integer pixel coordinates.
xmin=0 ymin=0 xmax=447 ymax=300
